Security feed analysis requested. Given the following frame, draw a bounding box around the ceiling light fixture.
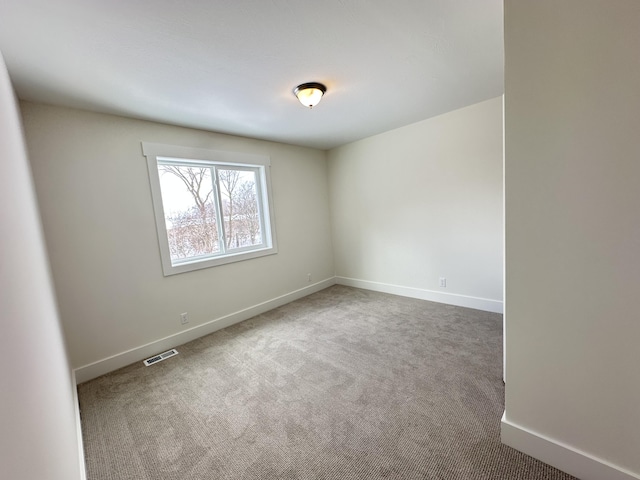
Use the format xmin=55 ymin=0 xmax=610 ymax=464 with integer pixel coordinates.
xmin=293 ymin=82 xmax=326 ymax=109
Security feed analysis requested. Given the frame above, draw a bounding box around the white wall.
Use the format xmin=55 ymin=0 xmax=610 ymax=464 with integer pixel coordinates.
xmin=327 ymin=97 xmax=503 ymax=312
xmin=22 ymin=103 xmax=335 ymax=379
xmin=0 ymin=55 xmax=84 ymax=479
xmin=502 ymin=1 xmax=640 ymax=478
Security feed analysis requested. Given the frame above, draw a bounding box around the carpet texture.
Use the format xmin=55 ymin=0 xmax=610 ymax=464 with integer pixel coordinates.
xmin=78 ymin=285 xmax=576 ymax=479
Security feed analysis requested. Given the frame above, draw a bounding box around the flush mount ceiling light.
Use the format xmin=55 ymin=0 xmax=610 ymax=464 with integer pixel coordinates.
xmin=293 ymin=82 xmax=326 ymax=109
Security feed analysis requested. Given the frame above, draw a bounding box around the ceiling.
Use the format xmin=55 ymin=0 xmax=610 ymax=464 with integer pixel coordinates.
xmin=0 ymin=0 xmax=504 ymax=150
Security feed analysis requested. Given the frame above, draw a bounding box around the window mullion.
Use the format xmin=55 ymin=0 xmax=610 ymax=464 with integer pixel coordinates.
xmin=211 ymin=166 xmax=227 ymax=253
xmin=254 ymin=167 xmax=267 ymax=246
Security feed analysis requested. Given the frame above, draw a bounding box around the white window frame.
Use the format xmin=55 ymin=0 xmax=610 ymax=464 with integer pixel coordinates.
xmin=142 ymin=142 xmax=277 ymax=276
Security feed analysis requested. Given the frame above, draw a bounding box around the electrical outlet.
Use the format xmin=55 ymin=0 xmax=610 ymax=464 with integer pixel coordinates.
xmin=307 ymin=273 xmax=312 ymax=282
xmin=439 ymin=277 xmax=447 ymax=288
xmin=180 ymin=312 xmax=189 ymax=325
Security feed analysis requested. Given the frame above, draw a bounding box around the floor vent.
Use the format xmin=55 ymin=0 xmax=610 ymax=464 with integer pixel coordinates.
xmin=143 ymin=349 xmax=179 ymax=367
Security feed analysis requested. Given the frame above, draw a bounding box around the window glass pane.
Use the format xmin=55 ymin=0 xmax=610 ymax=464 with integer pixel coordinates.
xmin=157 ymin=165 xmax=220 ymax=262
xmin=218 ymin=169 xmax=263 ymax=250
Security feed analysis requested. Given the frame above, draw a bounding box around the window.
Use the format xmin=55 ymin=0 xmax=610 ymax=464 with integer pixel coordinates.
xmin=142 ymin=142 xmax=277 ymax=275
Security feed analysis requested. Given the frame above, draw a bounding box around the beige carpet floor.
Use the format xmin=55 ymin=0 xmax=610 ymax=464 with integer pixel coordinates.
xmin=78 ymin=285 xmax=577 ymax=479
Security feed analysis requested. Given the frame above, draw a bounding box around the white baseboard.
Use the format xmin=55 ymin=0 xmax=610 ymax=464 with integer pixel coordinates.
xmin=74 ymin=277 xmax=336 ymax=384
xmin=501 ymin=413 xmax=640 ymax=480
xmin=335 ymin=276 xmax=503 ymax=314
xmin=71 ymin=369 xmax=87 ymax=480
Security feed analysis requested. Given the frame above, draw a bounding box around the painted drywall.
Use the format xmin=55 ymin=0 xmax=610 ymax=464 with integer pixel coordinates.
xmin=327 ymin=97 xmax=503 ymax=312
xmin=22 ymin=103 xmax=334 ymax=372
xmin=503 ymin=0 xmax=640 ymax=478
xmin=0 ymin=54 xmax=84 ymax=479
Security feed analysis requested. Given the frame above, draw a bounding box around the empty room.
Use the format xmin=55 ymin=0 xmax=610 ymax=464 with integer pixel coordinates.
xmin=1 ymin=1 xmax=638 ymax=479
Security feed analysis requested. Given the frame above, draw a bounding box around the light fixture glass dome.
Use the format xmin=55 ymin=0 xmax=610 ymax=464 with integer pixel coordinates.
xmin=293 ymin=82 xmax=326 ymax=108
